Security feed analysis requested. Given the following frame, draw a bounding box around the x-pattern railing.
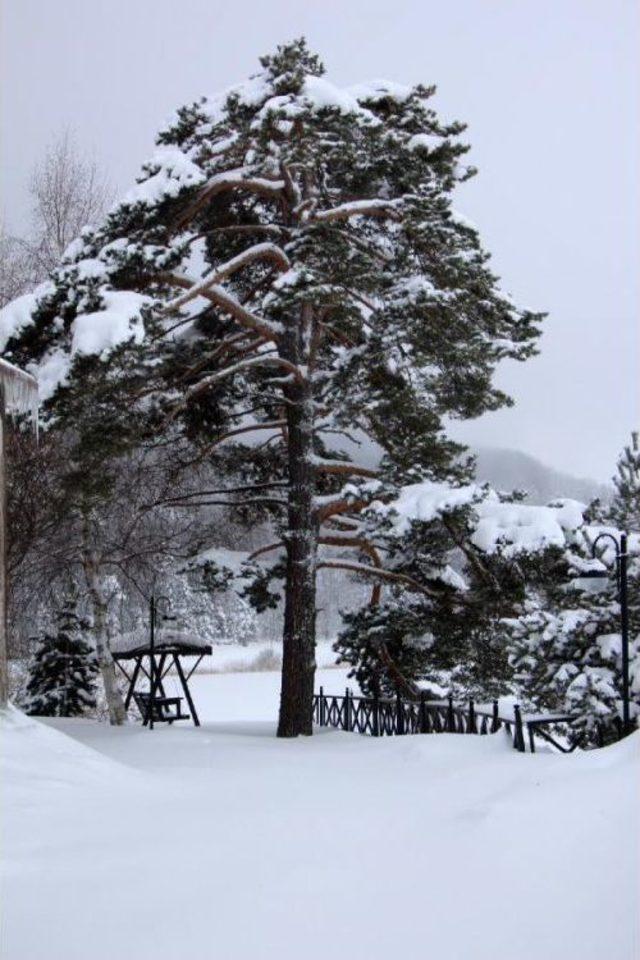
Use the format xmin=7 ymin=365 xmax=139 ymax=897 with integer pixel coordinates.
xmin=313 ymin=687 xmax=623 ymax=752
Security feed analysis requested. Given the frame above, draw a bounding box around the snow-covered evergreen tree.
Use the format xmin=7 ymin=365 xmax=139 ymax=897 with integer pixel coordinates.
xmin=335 ymin=482 xmax=568 ymax=700
xmin=508 ymin=508 xmax=640 ymax=744
xmin=610 ymin=431 xmax=640 ymax=533
xmin=23 ymin=595 xmax=98 ymax=717
xmin=1 ymin=40 xmax=542 ymax=735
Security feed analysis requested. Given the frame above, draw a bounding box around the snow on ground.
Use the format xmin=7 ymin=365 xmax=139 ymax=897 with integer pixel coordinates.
xmin=177 ymin=638 xmax=340 ymax=676
xmin=2 ymin=669 xmax=639 ymax=960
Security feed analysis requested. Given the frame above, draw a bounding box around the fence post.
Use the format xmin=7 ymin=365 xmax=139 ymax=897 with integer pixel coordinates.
xmin=468 ymin=698 xmax=476 ymax=734
xmin=419 ymin=690 xmax=428 ymax=734
xmin=447 ymin=695 xmax=455 ymax=733
xmin=513 ymin=704 xmax=525 ymax=752
xmin=396 ymin=690 xmax=405 ymax=735
xmin=319 ymin=686 xmax=324 ymax=727
xmin=491 ymin=699 xmax=500 ymax=733
xmin=344 ymin=687 xmax=351 ymax=732
xmin=372 ymin=688 xmax=380 ymax=738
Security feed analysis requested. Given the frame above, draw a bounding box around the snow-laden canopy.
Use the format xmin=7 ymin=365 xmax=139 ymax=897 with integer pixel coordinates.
xmin=0 ymin=43 xmax=510 ymax=411
xmin=371 ymin=479 xmax=586 ymax=557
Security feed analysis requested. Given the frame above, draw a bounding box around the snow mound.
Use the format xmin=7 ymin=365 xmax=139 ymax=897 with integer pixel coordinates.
xmin=0 ymin=706 xmax=132 ymax=799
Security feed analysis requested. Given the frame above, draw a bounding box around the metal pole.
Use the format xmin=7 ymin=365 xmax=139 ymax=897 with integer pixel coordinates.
xmin=619 ymin=533 xmax=631 ymax=734
xmin=591 ymin=531 xmax=633 ymax=738
xmin=149 ymin=594 xmax=155 ymax=730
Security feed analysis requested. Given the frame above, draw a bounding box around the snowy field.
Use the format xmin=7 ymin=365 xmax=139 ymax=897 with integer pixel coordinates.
xmin=2 ymin=666 xmax=638 ymax=960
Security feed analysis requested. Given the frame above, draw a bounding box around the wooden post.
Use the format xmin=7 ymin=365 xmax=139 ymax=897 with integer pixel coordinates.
xmin=419 ymin=690 xmax=428 ymax=734
xmin=173 ymin=653 xmax=201 ymax=727
xmin=372 ymin=688 xmax=380 ymax=738
xmin=447 ymin=695 xmax=455 ymax=733
xmin=513 ymin=704 xmax=525 ymax=752
xmin=396 ymin=690 xmax=404 ymax=735
xmin=491 ymin=699 xmax=500 ymax=733
xmin=468 ymin=699 xmax=476 ymax=734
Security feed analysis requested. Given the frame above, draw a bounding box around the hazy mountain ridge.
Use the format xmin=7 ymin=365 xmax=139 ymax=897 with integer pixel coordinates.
xmin=473 ymin=446 xmax=612 ymax=505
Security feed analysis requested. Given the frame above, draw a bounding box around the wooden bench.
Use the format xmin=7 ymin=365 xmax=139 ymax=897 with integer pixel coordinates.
xmin=133 ymin=691 xmax=191 ymax=724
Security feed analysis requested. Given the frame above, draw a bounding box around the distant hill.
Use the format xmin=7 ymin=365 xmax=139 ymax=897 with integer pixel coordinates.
xmin=472 ymin=447 xmax=611 ymax=505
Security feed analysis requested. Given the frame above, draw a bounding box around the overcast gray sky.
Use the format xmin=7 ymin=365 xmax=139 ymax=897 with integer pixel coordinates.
xmin=1 ymin=0 xmax=638 ymax=481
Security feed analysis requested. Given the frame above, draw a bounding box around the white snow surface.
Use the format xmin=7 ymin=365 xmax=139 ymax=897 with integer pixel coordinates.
xmin=2 ymin=671 xmax=638 ymax=960
xmin=120 ymin=145 xmax=206 ymax=208
xmin=32 ymin=348 xmax=71 ymax=402
xmin=70 ymin=290 xmax=148 ymax=357
xmin=0 ymin=281 xmax=54 ymax=351
xmin=0 ymin=293 xmax=39 ymax=351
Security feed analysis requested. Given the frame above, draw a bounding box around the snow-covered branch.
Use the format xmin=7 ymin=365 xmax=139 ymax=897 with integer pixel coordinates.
xmin=317 ymin=560 xmax=444 ymax=598
xmin=180 ymin=357 xmax=304 ymax=407
xmin=312 ymin=199 xmax=402 ymax=224
xmin=174 ymin=168 xmax=285 ymax=231
xmin=162 ymin=273 xmax=280 ymax=341
xmin=164 ymin=243 xmax=290 ymax=314
xmin=314 ymin=461 xmax=379 ymax=479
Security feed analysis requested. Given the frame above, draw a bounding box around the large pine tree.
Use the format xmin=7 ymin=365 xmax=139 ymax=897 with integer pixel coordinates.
xmin=1 ymin=40 xmax=542 ymax=735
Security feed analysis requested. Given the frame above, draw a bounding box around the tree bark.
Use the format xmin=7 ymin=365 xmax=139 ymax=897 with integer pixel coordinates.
xmin=81 ymin=515 xmax=126 ymax=726
xmin=277 ymin=306 xmax=317 ymax=737
xmin=0 ymin=393 xmax=7 ymax=707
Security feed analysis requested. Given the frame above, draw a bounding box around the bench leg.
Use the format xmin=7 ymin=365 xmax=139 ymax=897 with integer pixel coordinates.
xmin=174 ymin=655 xmax=200 ymax=726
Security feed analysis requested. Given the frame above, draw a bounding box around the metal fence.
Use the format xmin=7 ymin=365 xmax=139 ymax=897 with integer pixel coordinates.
xmin=312 ymin=687 xmax=616 ymax=753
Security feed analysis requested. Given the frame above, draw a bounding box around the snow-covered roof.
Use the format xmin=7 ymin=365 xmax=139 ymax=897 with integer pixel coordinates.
xmin=111 ymin=629 xmax=212 ymax=658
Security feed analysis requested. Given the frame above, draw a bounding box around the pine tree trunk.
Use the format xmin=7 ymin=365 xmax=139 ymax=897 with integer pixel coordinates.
xmin=277 ymin=307 xmax=317 ymax=737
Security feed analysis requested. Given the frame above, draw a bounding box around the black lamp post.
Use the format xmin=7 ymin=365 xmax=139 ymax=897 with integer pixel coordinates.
xmin=577 ymin=532 xmax=631 ymax=736
xmin=148 ymin=594 xmax=174 ymax=730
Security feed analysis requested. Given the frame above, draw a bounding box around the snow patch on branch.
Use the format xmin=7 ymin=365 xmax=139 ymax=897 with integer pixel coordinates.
xmin=0 ymin=283 xmax=54 ymax=351
xmin=71 ymin=291 xmax=149 ymax=357
xmin=120 ymin=146 xmax=206 ymax=209
xmin=347 ymin=79 xmax=414 ymax=104
xmin=374 ymin=480 xmax=587 ymax=557
xmin=407 ymin=133 xmax=444 ymax=153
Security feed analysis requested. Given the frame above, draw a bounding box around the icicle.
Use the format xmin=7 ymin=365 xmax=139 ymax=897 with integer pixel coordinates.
xmin=0 ymin=357 xmax=39 ymax=439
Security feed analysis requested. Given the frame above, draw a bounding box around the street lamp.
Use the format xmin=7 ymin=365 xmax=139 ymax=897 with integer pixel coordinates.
xmin=576 ymin=532 xmax=631 ymax=736
xmin=148 ymin=594 xmax=174 ymax=730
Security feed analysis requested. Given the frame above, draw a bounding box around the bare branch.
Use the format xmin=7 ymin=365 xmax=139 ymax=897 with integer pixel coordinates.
xmin=314 ymin=462 xmax=379 ymax=479
xmin=248 ymin=542 xmax=285 ymax=561
xmin=317 ymin=560 xmax=443 ymax=599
